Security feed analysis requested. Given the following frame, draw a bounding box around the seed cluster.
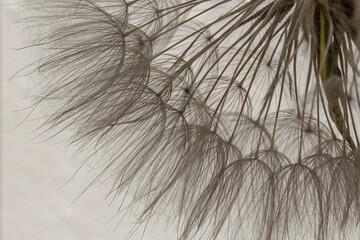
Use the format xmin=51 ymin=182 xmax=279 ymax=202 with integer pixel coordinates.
xmin=24 ymin=1 xmax=360 ymax=239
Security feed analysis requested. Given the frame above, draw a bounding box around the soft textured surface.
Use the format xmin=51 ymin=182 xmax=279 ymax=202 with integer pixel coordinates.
xmin=16 ymin=1 xmax=360 ymax=239
xmin=1 ymin=4 xmax=174 ymax=240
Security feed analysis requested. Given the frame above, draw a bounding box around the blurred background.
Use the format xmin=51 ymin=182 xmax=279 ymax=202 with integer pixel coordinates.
xmin=1 ymin=2 xmax=175 ymax=240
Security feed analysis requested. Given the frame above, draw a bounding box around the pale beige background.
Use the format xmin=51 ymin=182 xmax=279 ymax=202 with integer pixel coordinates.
xmin=1 ymin=2 xmax=175 ymax=239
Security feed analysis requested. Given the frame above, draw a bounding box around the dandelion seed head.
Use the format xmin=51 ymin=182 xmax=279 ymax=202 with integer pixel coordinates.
xmin=21 ymin=0 xmax=360 ymax=239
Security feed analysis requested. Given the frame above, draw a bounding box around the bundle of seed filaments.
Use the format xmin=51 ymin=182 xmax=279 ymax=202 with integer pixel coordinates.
xmin=24 ymin=0 xmax=360 ymax=239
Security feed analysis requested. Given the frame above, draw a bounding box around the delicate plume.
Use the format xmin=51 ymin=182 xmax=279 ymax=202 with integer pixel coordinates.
xmin=22 ymin=0 xmax=360 ymax=239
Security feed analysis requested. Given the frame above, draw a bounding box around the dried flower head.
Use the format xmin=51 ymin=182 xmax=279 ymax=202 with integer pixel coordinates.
xmin=22 ymin=0 xmax=360 ymax=239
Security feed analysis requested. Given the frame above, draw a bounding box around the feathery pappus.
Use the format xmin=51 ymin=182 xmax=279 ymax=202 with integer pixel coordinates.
xmin=21 ymin=0 xmax=360 ymax=239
